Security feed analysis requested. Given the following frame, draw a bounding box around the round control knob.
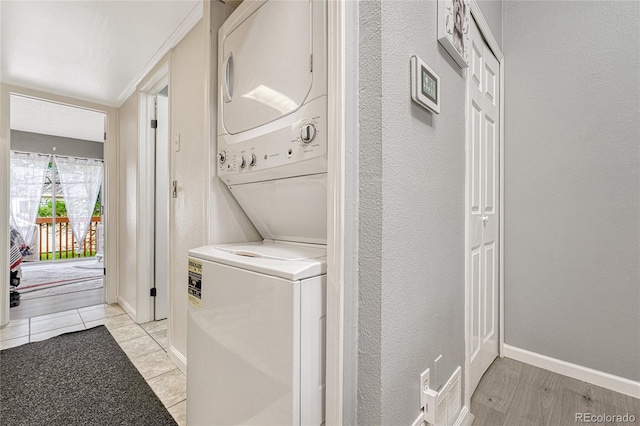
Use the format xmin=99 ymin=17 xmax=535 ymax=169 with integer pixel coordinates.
xmin=218 ymin=151 xmax=226 ymax=164
xmin=248 ymin=153 xmax=257 ymax=166
xmin=300 ymin=123 xmax=317 ymax=144
xmin=238 ymin=156 xmax=246 ymax=168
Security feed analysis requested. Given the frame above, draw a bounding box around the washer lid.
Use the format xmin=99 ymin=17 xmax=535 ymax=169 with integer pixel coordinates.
xmin=188 ymin=241 xmax=326 ymax=281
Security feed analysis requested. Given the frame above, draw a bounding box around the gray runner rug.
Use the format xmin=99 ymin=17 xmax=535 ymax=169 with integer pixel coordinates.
xmin=0 ymin=326 xmax=177 ymax=426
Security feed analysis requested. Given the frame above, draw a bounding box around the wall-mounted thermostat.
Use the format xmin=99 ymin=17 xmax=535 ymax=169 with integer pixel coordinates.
xmin=411 ymin=55 xmax=440 ymax=114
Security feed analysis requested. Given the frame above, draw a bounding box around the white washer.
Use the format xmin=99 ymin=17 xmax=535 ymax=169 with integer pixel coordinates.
xmin=187 ymin=241 xmax=326 ymax=425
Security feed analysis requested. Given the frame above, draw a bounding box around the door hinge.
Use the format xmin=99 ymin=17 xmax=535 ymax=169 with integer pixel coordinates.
xmin=151 ymin=119 xmax=158 ymax=129
xmin=103 ymin=268 xmax=106 ymax=276
xmin=150 ymin=288 xmax=157 ymax=297
xmin=310 ymin=54 xmax=313 ymax=72
xmin=172 ymin=180 xmax=178 ymax=198
xmin=104 ymin=132 xmax=107 ymax=141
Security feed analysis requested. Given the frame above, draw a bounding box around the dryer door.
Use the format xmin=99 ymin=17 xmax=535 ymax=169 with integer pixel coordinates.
xmin=221 ymin=0 xmax=313 ymax=135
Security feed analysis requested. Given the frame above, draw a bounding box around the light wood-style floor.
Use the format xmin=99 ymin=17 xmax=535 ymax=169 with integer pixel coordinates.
xmin=471 ymin=357 xmax=640 ymax=426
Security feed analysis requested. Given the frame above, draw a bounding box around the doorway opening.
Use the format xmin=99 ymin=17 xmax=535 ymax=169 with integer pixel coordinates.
xmin=136 ymin=68 xmax=170 ymax=324
xmin=153 ymin=84 xmax=169 ymax=321
xmin=8 ymin=95 xmax=106 ymax=322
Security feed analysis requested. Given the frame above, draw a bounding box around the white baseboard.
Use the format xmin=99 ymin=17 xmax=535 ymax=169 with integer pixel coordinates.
xmin=169 ymin=345 xmax=187 ymax=375
xmin=503 ymin=344 xmax=640 ymax=399
xmin=410 ymin=406 xmax=471 ymax=426
xmin=454 ymin=406 xmax=472 ymax=426
xmin=411 ymin=411 xmax=424 ymax=426
xmin=117 ymin=296 xmax=136 ymax=320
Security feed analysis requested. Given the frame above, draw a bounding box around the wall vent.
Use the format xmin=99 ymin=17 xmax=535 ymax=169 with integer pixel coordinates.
xmin=424 ymin=366 xmax=462 ymax=426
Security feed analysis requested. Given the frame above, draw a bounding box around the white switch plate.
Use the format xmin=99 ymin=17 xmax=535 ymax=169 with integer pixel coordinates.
xmin=420 ymin=368 xmax=430 ymax=409
xmin=174 ymin=133 xmax=181 ymax=152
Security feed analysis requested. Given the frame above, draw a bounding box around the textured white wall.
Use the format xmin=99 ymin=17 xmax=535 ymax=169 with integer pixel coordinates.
xmin=503 ymin=1 xmax=640 ymax=381
xmin=357 ymin=1 xmax=382 ymax=423
xmin=117 ymin=93 xmax=138 ymax=313
xmin=359 ymin=1 xmax=467 ymax=423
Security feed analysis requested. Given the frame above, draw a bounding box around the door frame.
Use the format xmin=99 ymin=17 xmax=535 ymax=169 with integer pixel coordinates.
xmin=326 ymin=0 xmax=359 ymax=424
xmin=136 ymin=65 xmax=170 ymax=324
xmin=464 ymin=0 xmax=505 ymax=409
xmin=0 ymin=84 xmax=119 ymax=326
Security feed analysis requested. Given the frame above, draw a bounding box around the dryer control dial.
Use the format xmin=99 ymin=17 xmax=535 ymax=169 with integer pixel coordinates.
xmin=300 ymin=123 xmax=317 ymax=144
xmin=218 ymin=151 xmax=227 ymax=164
xmin=238 ymin=156 xmax=246 ymax=168
xmin=248 ymin=153 xmax=257 ymax=166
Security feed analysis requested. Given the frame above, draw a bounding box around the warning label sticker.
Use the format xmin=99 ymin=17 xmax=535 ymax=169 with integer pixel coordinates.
xmin=188 ymin=258 xmax=202 ymax=308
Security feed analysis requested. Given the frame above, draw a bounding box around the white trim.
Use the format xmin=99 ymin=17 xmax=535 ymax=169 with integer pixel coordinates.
xmin=411 ymin=411 xmax=424 ymax=426
xmin=168 ymin=345 xmax=187 ymax=375
xmin=116 ymin=1 xmax=203 ymax=107
xmin=0 ymin=83 xmax=119 ymax=324
xmin=0 ymin=85 xmax=10 ymax=326
xmin=340 ymin=0 xmax=360 ymax=423
xmin=136 ymin=91 xmax=155 ymax=324
xmin=469 ymin=0 xmax=503 ymax=61
xmin=463 ymin=45 xmax=471 ymax=411
xmin=409 ymin=406 xmax=471 ymax=426
xmin=117 ymin=295 xmax=136 ymax=319
xmin=503 ymin=345 xmax=640 ymax=399
xmin=454 ymin=406 xmax=473 ymax=426
xmin=326 ymin=0 xmax=359 ymax=423
xmin=136 ymin=69 xmax=170 ymax=324
xmin=498 ymin=59 xmax=505 ymax=358
xmin=203 ymin=0 xmax=214 ymax=246
xmin=326 ymin=0 xmax=346 ymax=422
xmin=463 ymin=3 xmax=505 ymax=411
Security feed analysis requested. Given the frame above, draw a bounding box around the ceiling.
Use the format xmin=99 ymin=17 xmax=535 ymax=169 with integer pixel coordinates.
xmin=0 ymin=0 xmax=200 ymax=107
xmin=11 ymin=95 xmax=106 ymax=143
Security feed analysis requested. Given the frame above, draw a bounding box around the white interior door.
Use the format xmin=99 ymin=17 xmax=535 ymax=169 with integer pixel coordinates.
xmin=154 ymin=90 xmax=169 ymax=320
xmin=468 ymin=17 xmax=500 ymax=395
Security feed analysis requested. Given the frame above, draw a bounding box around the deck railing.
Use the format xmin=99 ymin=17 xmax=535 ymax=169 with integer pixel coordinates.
xmin=35 ymin=217 xmax=101 ymax=260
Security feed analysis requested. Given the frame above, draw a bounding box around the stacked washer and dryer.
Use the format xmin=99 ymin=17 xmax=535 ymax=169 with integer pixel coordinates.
xmin=187 ymin=0 xmax=327 ymax=424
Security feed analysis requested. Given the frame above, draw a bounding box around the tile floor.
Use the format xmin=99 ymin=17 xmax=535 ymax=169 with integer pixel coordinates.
xmin=0 ymin=303 xmax=186 ymax=426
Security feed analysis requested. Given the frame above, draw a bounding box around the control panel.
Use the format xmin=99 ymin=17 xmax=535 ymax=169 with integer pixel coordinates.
xmin=218 ymin=97 xmax=327 ymax=185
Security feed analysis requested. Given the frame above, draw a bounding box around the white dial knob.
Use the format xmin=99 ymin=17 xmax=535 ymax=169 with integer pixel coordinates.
xmin=218 ymin=151 xmax=226 ymax=164
xmin=300 ymin=123 xmax=317 ymax=144
xmin=248 ymin=153 xmax=257 ymax=166
xmin=239 ymin=156 xmax=246 ymax=168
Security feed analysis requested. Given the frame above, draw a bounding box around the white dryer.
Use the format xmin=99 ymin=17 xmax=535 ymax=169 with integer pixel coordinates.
xmin=216 ymin=0 xmax=328 ymax=242
xmin=187 ymin=0 xmax=327 ymax=424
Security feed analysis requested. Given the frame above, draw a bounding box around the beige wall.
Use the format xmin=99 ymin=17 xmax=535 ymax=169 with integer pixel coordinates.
xmin=168 ymin=19 xmax=207 ymax=361
xmin=168 ymin=2 xmax=259 ymax=365
xmin=115 ymin=4 xmax=259 ymax=367
xmin=116 ymin=93 xmax=138 ymax=314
